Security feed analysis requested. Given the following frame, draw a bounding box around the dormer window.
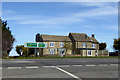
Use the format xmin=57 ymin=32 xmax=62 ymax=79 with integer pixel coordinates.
xmin=91 ymin=40 xmax=93 ymax=41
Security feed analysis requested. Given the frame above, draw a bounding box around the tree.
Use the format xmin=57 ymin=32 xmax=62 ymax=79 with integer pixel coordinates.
xmin=63 ymin=42 xmax=74 ymax=55
xmin=113 ymin=38 xmax=120 ymax=51
xmin=16 ymin=45 xmax=24 ymax=56
xmin=16 ymin=45 xmax=27 ymax=56
xmin=99 ymin=42 xmax=107 ymax=50
xmin=16 ymin=45 xmax=35 ymax=57
xmin=2 ymin=20 xmax=15 ymax=58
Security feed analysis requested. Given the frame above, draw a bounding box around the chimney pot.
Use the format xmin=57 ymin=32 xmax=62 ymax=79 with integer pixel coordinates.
xmin=92 ymin=34 xmax=94 ymax=38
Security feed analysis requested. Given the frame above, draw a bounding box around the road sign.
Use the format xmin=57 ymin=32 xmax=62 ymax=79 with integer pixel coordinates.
xmin=26 ymin=43 xmax=37 ymax=48
xmin=24 ymin=42 xmax=47 ymax=48
xmin=38 ymin=43 xmax=47 ymax=48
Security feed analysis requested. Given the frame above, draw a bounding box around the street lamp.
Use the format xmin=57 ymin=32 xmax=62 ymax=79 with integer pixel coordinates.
xmin=85 ymin=35 xmax=87 ymax=57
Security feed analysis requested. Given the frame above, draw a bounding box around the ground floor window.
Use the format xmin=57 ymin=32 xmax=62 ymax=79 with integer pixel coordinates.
xmin=60 ymin=51 xmax=64 ymax=54
xmin=50 ymin=51 xmax=54 ymax=54
xmin=88 ymin=50 xmax=92 ymax=56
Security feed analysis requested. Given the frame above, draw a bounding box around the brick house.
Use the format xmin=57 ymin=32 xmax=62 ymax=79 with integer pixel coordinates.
xmin=36 ymin=33 xmax=100 ymax=56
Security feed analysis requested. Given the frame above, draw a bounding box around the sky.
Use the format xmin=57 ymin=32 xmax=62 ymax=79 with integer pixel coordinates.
xmin=2 ymin=2 xmax=118 ymax=56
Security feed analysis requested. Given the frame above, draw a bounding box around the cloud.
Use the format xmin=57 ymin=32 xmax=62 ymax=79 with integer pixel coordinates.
xmin=73 ymin=6 xmax=117 ymax=18
xmin=2 ymin=2 xmax=118 ymax=25
xmin=3 ymin=15 xmax=38 ymax=20
xmin=81 ymin=24 xmax=118 ymax=32
xmin=17 ymin=6 xmax=117 ymax=25
xmin=17 ymin=16 xmax=83 ymax=24
xmin=2 ymin=0 xmax=119 ymax=2
xmin=103 ymin=26 xmax=118 ymax=31
xmin=66 ymin=2 xmax=109 ymax=7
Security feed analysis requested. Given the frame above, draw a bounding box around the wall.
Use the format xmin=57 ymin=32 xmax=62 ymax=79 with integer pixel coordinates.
xmin=82 ymin=50 xmax=98 ymax=56
xmin=42 ymin=41 xmax=72 ymax=55
xmin=76 ymin=42 xmax=99 ymax=49
xmin=98 ymin=50 xmax=109 ymax=56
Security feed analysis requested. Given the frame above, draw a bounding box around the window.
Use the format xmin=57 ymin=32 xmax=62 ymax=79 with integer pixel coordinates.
xmin=88 ymin=51 xmax=92 ymax=56
xmin=50 ymin=51 xmax=54 ymax=54
xmin=83 ymin=43 xmax=86 ymax=48
xmin=60 ymin=42 xmax=64 ymax=47
xmin=50 ymin=42 xmax=54 ymax=47
xmin=60 ymin=51 xmax=65 ymax=55
xmin=60 ymin=51 xmax=63 ymax=54
xmin=92 ymin=44 xmax=95 ymax=48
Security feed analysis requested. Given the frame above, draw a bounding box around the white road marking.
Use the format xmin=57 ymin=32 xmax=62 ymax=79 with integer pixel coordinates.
xmin=26 ymin=66 xmax=39 ymax=69
xmin=73 ymin=65 xmax=83 ymax=67
xmin=7 ymin=67 xmax=22 ymax=69
xmin=98 ymin=64 xmax=108 ymax=66
xmin=86 ymin=65 xmax=95 ymax=66
xmin=54 ymin=66 xmax=80 ymax=80
xmin=110 ymin=64 xmax=118 ymax=66
xmin=57 ymin=65 xmax=70 ymax=67
xmin=11 ymin=61 xmax=35 ymax=63
xmin=43 ymin=66 xmax=55 ymax=68
xmin=82 ymin=61 xmax=86 ymax=62
xmin=0 ymin=67 xmax=2 ymax=69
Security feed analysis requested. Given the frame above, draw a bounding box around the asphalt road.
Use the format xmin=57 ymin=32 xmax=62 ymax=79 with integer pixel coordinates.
xmin=1 ymin=58 xmax=119 ymax=80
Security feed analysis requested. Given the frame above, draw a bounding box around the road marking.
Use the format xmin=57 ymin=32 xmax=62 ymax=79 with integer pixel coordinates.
xmin=7 ymin=67 xmax=22 ymax=69
xmin=43 ymin=66 xmax=55 ymax=68
xmin=26 ymin=66 xmax=39 ymax=69
xmin=86 ymin=65 xmax=95 ymax=66
xmin=54 ymin=66 xmax=81 ymax=80
xmin=0 ymin=67 xmax=2 ymax=69
xmin=57 ymin=65 xmax=70 ymax=67
xmin=73 ymin=65 xmax=83 ymax=67
xmin=11 ymin=61 xmax=35 ymax=63
xmin=82 ymin=61 xmax=86 ymax=62
xmin=110 ymin=64 xmax=118 ymax=66
xmin=98 ymin=64 xmax=108 ymax=66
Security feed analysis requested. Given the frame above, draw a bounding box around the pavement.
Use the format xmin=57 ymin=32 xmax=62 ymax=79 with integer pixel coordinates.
xmin=1 ymin=58 xmax=119 ymax=80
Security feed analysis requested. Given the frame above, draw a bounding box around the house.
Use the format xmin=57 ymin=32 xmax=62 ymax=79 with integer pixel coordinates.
xmin=69 ymin=33 xmax=99 ymax=56
xmin=36 ymin=32 xmax=100 ymax=56
xmin=37 ymin=34 xmax=72 ymax=56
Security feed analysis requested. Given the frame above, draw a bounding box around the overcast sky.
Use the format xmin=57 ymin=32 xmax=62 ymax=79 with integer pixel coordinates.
xmin=2 ymin=2 xmax=118 ymax=56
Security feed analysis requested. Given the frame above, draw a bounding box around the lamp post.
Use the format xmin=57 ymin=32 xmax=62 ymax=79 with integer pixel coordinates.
xmin=85 ymin=35 xmax=87 ymax=57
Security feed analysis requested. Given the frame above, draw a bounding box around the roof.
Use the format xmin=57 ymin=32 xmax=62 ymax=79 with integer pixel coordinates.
xmin=88 ymin=37 xmax=99 ymax=43
xmin=69 ymin=33 xmax=99 ymax=43
xmin=41 ymin=34 xmax=71 ymax=42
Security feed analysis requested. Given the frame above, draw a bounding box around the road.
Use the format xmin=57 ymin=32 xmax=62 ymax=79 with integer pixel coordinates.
xmin=1 ymin=58 xmax=119 ymax=80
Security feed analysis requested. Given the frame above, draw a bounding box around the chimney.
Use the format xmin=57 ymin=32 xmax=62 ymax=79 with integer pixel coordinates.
xmin=36 ymin=33 xmax=40 ymax=42
xmin=92 ymin=34 xmax=94 ymax=38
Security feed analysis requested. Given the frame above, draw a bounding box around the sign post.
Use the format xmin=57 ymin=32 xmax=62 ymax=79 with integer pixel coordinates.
xmin=24 ymin=42 xmax=47 ymax=48
xmin=24 ymin=42 xmax=47 ymax=57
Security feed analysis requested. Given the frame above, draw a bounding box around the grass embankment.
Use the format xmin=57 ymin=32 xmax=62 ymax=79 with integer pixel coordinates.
xmin=2 ymin=56 xmax=118 ymax=59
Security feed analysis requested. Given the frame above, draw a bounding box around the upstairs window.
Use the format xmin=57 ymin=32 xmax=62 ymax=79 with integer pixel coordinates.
xmin=60 ymin=42 xmax=64 ymax=47
xmin=50 ymin=42 xmax=54 ymax=47
xmin=92 ymin=44 xmax=95 ymax=48
xmin=83 ymin=43 xmax=86 ymax=48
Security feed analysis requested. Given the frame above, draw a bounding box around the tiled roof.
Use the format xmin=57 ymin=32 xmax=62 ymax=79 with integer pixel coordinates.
xmin=69 ymin=33 xmax=99 ymax=43
xmin=41 ymin=34 xmax=71 ymax=42
xmin=40 ymin=33 xmax=99 ymax=43
xmin=88 ymin=37 xmax=99 ymax=43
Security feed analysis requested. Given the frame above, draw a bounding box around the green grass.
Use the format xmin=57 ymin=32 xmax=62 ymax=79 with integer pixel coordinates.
xmin=2 ymin=56 xmax=118 ymax=59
